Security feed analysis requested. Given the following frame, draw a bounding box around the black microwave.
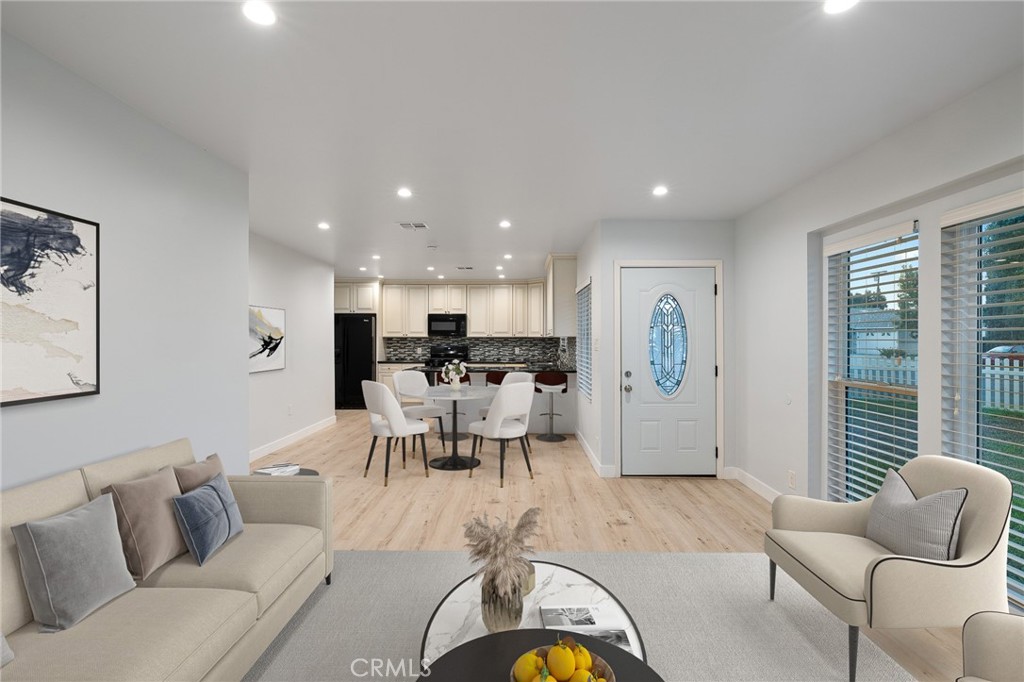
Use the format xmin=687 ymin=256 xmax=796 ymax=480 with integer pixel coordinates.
xmin=427 ymin=314 xmax=467 ymax=337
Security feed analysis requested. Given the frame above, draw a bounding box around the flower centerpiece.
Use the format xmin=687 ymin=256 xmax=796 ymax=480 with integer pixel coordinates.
xmin=464 ymin=507 xmax=541 ymax=633
xmin=441 ymin=359 xmax=468 ymax=389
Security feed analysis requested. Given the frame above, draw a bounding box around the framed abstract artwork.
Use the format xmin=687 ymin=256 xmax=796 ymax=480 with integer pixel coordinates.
xmin=1 ymin=198 xmax=100 ymax=407
xmin=249 ymin=305 xmax=285 ymax=373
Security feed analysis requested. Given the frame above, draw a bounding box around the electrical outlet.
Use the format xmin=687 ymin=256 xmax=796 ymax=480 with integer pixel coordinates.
xmin=514 ymin=347 xmax=520 ymax=355
xmin=787 ymin=470 xmax=797 ymax=490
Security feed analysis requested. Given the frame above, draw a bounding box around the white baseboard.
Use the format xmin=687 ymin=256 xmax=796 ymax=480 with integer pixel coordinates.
xmin=249 ymin=415 xmax=337 ymax=462
xmin=724 ymin=466 xmax=781 ymax=503
xmin=576 ymin=430 xmax=617 ymax=477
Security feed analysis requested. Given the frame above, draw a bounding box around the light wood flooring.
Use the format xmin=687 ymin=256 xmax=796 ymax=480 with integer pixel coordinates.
xmin=252 ymin=409 xmax=961 ymax=681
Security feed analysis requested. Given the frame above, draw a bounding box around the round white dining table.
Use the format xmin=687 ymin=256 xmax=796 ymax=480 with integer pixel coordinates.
xmin=422 ymin=385 xmax=496 ymax=470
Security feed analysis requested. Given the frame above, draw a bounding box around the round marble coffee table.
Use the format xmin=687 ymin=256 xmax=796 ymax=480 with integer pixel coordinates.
xmin=420 ymin=561 xmax=646 ymax=667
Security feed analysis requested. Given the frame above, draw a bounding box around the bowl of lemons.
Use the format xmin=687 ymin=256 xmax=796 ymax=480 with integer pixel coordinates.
xmin=511 ymin=635 xmax=615 ymax=682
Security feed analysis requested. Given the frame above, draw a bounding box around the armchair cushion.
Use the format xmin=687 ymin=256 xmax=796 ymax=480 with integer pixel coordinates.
xmin=866 ymin=468 xmax=967 ymax=561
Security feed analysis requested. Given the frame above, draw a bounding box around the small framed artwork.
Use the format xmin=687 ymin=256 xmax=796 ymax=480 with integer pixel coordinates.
xmin=249 ymin=305 xmax=285 ymax=373
xmin=1 ymin=198 xmax=100 ymax=407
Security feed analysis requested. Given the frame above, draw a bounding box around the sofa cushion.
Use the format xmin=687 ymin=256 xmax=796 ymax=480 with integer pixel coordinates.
xmin=103 ymin=467 xmax=187 ymax=579
xmin=867 ymin=468 xmax=967 ymax=560
xmin=81 ymin=439 xmax=196 ymax=500
xmin=173 ymin=473 xmax=244 ymax=566
xmin=11 ymin=494 xmax=136 ymax=631
xmin=1 ymin=587 xmax=255 ymax=681
xmin=2 ymin=635 xmax=13 ymax=668
xmin=173 ymin=453 xmax=224 ymax=493
xmin=140 ymin=523 xmax=322 ymax=616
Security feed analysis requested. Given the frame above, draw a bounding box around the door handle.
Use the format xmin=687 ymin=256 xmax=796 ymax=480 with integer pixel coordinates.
xmin=623 ymin=385 xmax=632 ymax=393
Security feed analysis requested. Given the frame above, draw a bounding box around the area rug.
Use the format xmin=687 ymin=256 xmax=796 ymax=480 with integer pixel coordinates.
xmin=243 ymin=551 xmax=912 ymax=682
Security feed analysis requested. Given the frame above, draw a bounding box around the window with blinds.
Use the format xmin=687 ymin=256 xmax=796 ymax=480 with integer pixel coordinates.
xmin=941 ymin=205 xmax=1024 ymax=606
xmin=576 ymin=284 xmax=592 ymax=399
xmin=827 ymin=227 xmax=919 ymax=502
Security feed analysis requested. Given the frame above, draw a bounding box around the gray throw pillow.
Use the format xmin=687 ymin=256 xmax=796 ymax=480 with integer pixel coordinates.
xmin=11 ymin=494 xmax=135 ymax=631
xmin=1 ymin=635 xmax=13 ymax=667
xmin=172 ymin=473 xmax=244 ymax=566
xmin=867 ymin=468 xmax=968 ymax=560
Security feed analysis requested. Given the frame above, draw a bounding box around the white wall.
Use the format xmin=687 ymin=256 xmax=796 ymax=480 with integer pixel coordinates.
xmin=576 ymin=220 xmax=735 ymax=475
xmin=733 ymin=66 xmax=1024 ymax=499
xmin=248 ymin=235 xmax=336 ymax=459
xmin=1 ymin=36 xmax=250 ymax=488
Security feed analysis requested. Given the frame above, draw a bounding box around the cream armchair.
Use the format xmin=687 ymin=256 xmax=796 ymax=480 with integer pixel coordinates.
xmin=959 ymin=611 xmax=1024 ymax=682
xmin=764 ymin=455 xmax=1012 ymax=682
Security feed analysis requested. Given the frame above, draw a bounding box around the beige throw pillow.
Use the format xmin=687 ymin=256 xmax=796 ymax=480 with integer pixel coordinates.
xmin=173 ymin=453 xmax=225 ymax=493
xmin=103 ymin=467 xmax=186 ymax=579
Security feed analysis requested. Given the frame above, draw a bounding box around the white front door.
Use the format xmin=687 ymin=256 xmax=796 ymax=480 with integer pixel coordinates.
xmin=621 ymin=267 xmax=716 ymax=475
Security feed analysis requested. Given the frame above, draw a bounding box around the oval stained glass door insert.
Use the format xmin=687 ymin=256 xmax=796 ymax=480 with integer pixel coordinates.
xmin=649 ymin=293 xmax=687 ymax=396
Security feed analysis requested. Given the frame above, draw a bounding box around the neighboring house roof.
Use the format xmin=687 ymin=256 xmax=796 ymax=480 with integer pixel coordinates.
xmin=849 ymin=309 xmax=898 ymax=331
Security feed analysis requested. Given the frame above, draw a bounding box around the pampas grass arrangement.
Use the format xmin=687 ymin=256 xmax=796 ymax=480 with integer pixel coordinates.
xmin=464 ymin=507 xmax=541 ymax=632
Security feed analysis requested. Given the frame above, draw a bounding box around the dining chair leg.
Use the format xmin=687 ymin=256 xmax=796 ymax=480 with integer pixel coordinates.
xmin=437 ymin=417 xmax=446 ymax=453
xmin=525 ymin=433 xmax=532 ymax=453
xmin=412 ymin=434 xmax=416 ymax=454
xmin=363 ymin=436 xmax=378 ymax=478
xmin=519 ymin=436 xmax=534 ymax=480
xmin=401 ymin=437 xmax=407 ymax=469
xmin=499 ymin=439 xmax=506 ymax=488
xmin=469 ymin=435 xmax=478 ymax=478
xmin=420 ymin=433 xmax=429 ymax=477
xmin=384 ymin=437 xmax=392 ymax=487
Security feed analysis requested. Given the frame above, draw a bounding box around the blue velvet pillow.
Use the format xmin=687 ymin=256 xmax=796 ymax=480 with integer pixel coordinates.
xmin=172 ymin=473 xmax=243 ymax=566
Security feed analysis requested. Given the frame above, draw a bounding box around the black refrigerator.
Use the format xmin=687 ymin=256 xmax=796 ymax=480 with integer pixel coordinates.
xmin=335 ymin=314 xmax=375 ymax=409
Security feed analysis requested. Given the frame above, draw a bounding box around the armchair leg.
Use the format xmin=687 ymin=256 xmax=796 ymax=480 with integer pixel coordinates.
xmin=325 ymin=573 xmax=332 ymax=586
xmin=848 ymin=626 xmax=859 ymax=682
xmin=769 ymin=559 xmax=776 ymax=600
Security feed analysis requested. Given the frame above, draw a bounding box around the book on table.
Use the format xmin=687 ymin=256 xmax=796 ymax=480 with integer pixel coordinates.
xmin=254 ymin=463 xmax=300 ymax=476
xmin=538 ymin=605 xmax=640 ymax=656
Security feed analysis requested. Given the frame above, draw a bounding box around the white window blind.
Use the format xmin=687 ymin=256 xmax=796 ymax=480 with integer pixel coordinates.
xmin=576 ymin=283 xmax=592 ymax=398
xmin=941 ymin=205 xmax=1024 ymax=606
xmin=827 ymin=227 xmax=919 ymax=502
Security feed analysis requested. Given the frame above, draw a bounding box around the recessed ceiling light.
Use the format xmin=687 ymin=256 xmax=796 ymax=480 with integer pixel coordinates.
xmin=397 ymin=187 xmax=413 ymax=198
xmin=499 ymin=220 xmax=511 ymax=228
xmin=437 ymin=275 xmax=445 ymax=280
xmin=371 ymin=254 xmax=380 ymax=260
xmin=427 ymin=266 xmax=435 ymax=271
xmin=242 ymin=1 xmax=276 ymax=25
xmin=652 ymin=185 xmax=668 ymax=197
xmin=496 ymin=266 xmax=503 ymax=271
xmin=359 ymin=267 xmax=367 ymax=272
xmin=317 ymin=222 xmax=330 ymax=230
xmin=823 ymin=0 xmax=859 ymax=13
xmin=498 ymin=274 xmax=506 ymax=279
xmin=503 ymin=254 xmax=512 ymax=260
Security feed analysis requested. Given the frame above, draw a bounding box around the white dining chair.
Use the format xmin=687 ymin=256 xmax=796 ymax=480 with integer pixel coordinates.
xmin=392 ymin=370 xmax=446 ymax=453
xmin=478 ymin=371 xmax=534 ymax=454
xmin=360 ymin=380 xmax=430 ymax=487
xmin=467 ymin=382 xmax=535 ymax=488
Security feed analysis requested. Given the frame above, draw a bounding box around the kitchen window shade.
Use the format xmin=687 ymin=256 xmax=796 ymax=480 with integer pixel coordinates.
xmin=941 ymin=205 xmax=1024 ymax=605
xmin=576 ymin=283 xmax=592 ymax=399
xmin=827 ymin=226 xmax=919 ymax=503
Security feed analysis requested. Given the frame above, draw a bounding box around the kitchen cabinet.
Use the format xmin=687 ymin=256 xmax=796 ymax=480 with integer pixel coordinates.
xmin=335 ymin=282 xmax=378 ymax=314
xmin=466 ymin=285 xmax=490 ymax=337
xmin=512 ymin=284 xmax=528 ymax=337
xmin=489 ymin=285 xmax=513 ymax=337
xmin=428 ymin=284 xmax=467 ymax=314
xmin=405 ymin=285 xmax=428 ymax=337
xmin=381 ymin=285 xmax=406 ymax=336
xmin=527 ymin=281 xmax=545 ymax=337
xmin=377 ymin=363 xmax=420 ymax=391
xmin=545 ymin=255 xmax=577 ymax=337
xmin=381 ymin=284 xmax=427 ymax=337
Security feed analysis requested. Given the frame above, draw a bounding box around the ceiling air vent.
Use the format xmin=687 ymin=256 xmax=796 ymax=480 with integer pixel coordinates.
xmin=398 ymin=222 xmax=429 ymax=231
xmin=456 ymin=266 xmax=474 ymax=271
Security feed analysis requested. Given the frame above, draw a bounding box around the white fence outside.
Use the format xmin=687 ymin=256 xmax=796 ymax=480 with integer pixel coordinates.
xmin=848 ymin=355 xmax=918 ymax=386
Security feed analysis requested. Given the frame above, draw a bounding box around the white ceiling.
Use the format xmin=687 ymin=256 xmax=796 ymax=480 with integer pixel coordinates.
xmin=3 ymin=1 xmax=1022 ymax=280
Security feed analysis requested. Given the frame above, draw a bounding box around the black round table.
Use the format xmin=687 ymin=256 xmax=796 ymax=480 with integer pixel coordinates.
xmin=422 ymin=385 xmax=496 ymax=471
xmin=417 ymin=629 xmax=664 ymax=681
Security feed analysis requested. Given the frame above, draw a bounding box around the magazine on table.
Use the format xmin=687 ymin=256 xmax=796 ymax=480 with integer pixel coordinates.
xmin=254 ymin=463 xmax=300 ymax=476
xmin=538 ymin=605 xmax=639 ymax=656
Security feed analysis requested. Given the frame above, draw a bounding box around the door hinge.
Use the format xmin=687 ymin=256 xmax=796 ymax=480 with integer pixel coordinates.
xmin=714 ymin=365 xmax=719 ymax=377
xmin=715 ymin=446 xmax=719 ymax=460
xmin=714 ymin=283 xmax=718 ymax=295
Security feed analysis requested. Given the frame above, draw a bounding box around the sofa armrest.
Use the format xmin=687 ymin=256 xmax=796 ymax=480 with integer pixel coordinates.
xmin=771 ymin=495 xmax=872 ymax=535
xmin=962 ymin=611 xmax=1024 ymax=682
xmin=865 ymin=552 xmax=1009 ymax=629
xmin=228 ymin=475 xmax=333 ymax=580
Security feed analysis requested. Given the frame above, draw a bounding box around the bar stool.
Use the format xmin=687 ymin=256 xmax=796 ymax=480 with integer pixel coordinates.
xmin=485 ymin=371 xmax=507 ymax=387
xmin=535 ymin=371 xmax=568 ymax=443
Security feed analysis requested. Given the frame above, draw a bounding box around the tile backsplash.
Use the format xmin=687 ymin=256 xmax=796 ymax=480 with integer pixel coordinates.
xmin=383 ymin=336 xmax=576 ymax=370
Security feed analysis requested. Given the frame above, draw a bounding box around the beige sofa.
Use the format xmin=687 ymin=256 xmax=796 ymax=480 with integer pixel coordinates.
xmin=1 ymin=439 xmax=333 ymax=681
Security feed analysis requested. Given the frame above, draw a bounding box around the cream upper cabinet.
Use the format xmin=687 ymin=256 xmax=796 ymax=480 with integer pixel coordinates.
xmin=527 ymin=281 xmax=545 ymax=337
xmin=512 ymin=284 xmax=528 ymax=337
xmin=405 ymin=285 xmax=429 ymax=337
xmin=428 ymin=285 xmax=449 ymax=313
xmin=353 ymin=283 xmax=377 ymax=313
xmin=466 ymin=285 xmax=490 ymax=337
xmin=545 ymin=256 xmax=577 ymax=337
xmin=381 ymin=285 xmax=406 ymax=336
xmin=446 ymin=285 xmax=467 ymax=313
xmin=335 ymin=283 xmax=352 ymax=312
xmin=489 ymin=284 xmax=513 ymax=337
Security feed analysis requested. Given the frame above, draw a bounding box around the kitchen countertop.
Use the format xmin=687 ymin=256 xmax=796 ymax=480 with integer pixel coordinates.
xmin=404 ymin=365 xmax=577 ymax=374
